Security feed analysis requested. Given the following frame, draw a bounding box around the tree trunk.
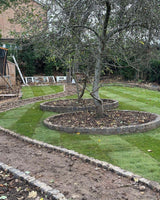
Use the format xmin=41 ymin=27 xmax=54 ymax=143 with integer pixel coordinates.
xmin=92 ymin=42 xmax=104 ymax=116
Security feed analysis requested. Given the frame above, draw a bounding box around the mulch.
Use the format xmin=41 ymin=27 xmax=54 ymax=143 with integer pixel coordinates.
xmin=48 ymin=110 xmax=156 ymax=128
xmin=0 ymin=170 xmax=47 ymax=200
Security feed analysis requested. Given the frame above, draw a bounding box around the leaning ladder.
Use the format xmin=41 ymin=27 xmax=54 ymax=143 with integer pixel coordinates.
xmin=12 ymin=55 xmax=26 ymax=85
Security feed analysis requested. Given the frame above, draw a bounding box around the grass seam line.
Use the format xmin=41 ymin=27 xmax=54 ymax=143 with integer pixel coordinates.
xmin=0 ymin=126 xmax=160 ymax=193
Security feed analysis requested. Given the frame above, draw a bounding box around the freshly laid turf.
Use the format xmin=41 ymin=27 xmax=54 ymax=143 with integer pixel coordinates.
xmin=0 ymin=85 xmax=160 ymax=183
xmin=21 ymin=85 xmax=63 ymax=99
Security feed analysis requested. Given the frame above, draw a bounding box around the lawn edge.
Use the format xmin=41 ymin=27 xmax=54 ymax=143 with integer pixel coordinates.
xmin=0 ymin=126 xmax=160 ymax=193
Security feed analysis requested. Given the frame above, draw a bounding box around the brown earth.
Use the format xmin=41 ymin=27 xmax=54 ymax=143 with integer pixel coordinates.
xmin=0 ymin=131 xmax=160 ymax=200
xmin=0 ymin=169 xmax=47 ymax=200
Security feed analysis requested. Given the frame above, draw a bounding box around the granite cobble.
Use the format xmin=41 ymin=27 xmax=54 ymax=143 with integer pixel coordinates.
xmin=0 ymin=162 xmax=67 ymax=200
xmin=40 ymin=99 xmax=119 ymax=113
xmin=43 ymin=111 xmax=160 ymax=135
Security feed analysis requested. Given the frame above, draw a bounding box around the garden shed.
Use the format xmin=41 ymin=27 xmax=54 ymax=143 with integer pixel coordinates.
xmin=0 ymin=47 xmax=16 ymax=87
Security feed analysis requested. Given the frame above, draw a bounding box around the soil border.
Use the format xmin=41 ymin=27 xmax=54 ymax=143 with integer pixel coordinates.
xmin=0 ymin=126 xmax=160 ymax=193
xmin=43 ymin=111 xmax=160 ymax=135
xmin=40 ymin=99 xmax=119 ymax=113
xmin=0 ymin=162 xmax=66 ymax=200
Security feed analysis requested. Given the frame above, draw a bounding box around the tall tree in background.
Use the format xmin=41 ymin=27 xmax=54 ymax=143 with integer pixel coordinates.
xmin=7 ymin=0 xmax=160 ymax=116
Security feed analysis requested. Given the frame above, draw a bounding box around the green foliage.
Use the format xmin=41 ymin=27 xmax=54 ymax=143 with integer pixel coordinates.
xmin=16 ymin=40 xmax=66 ymax=76
xmin=44 ymin=58 xmax=65 ymax=76
xmin=18 ymin=44 xmax=36 ymax=76
xmin=115 ymin=59 xmax=136 ymax=80
xmin=0 ymin=0 xmax=29 ymax=11
xmin=147 ymin=60 xmax=160 ymax=84
xmin=119 ymin=66 xmax=136 ymax=80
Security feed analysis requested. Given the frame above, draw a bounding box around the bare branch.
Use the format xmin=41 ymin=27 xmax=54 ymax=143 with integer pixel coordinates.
xmin=102 ymin=0 xmax=111 ymax=39
xmin=106 ymin=21 xmax=147 ymax=40
xmin=72 ymin=25 xmax=100 ymax=40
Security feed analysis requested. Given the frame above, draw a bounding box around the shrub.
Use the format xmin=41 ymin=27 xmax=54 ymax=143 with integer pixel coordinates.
xmin=147 ymin=60 xmax=160 ymax=84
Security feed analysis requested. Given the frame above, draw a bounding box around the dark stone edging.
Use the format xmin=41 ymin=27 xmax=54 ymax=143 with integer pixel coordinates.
xmin=44 ymin=111 xmax=160 ymax=135
xmin=40 ymin=99 xmax=119 ymax=113
xmin=0 ymin=162 xmax=67 ymax=200
xmin=0 ymin=126 xmax=160 ymax=193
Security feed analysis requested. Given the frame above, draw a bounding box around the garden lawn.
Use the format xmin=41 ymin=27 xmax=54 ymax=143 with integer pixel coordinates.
xmin=21 ymin=85 xmax=63 ymax=99
xmin=0 ymin=85 xmax=160 ymax=183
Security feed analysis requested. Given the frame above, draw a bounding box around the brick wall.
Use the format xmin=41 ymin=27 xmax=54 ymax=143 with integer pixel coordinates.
xmin=0 ymin=0 xmax=46 ymax=40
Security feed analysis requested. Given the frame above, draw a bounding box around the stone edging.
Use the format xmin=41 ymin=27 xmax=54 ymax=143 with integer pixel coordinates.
xmin=40 ymin=99 xmax=119 ymax=113
xmin=0 ymin=162 xmax=67 ymax=200
xmin=43 ymin=111 xmax=160 ymax=135
xmin=0 ymin=126 xmax=160 ymax=193
xmin=0 ymin=84 xmax=77 ymax=113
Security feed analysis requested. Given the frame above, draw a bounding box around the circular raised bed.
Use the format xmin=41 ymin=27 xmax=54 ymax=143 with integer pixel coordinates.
xmin=40 ymin=98 xmax=119 ymax=113
xmin=43 ymin=110 xmax=160 ymax=135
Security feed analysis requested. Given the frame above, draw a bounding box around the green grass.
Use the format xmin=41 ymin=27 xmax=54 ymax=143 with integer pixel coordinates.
xmin=0 ymin=85 xmax=160 ymax=183
xmin=21 ymin=85 xmax=63 ymax=99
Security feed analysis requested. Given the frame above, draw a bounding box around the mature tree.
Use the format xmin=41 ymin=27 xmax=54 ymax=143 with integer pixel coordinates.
xmin=8 ymin=0 xmax=160 ymax=115
xmin=48 ymin=0 xmax=160 ymax=115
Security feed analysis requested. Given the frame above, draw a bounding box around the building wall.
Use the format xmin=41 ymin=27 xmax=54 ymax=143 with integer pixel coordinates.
xmin=0 ymin=0 xmax=46 ymax=40
xmin=0 ymin=61 xmax=16 ymax=86
xmin=0 ymin=0 xmax=46 ymax=87
xmin=0 ymin=8 xmax=21 ymax=39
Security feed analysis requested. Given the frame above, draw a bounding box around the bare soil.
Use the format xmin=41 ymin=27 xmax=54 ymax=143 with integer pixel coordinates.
xmin=0 ymin=131 xmax=160 ymax=200
xmin=0 ymin=169 xmax=46 ymax=200
xmin=48 ymin=110 xmax=156 ymax=128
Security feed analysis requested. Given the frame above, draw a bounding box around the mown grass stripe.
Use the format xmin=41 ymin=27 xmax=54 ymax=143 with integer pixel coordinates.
xmin=100 ymin=88 xmax=143 ymax=110
xmin=10 ymin=103 xmax=44 ymax=137
xmin=122 ymin=131 xmax=160 ymax=162
xmin=41 ymin=86 xmax=54 ymax=95
xmin=106 ymin=86 xmax=160 ymax=108
xmin=21 ymin=85 xmax=63 ymax=99
xmin=0 ymin=104 xmax=33 ymax=129
xmin=21 ymin=87 xmax=34 ymax=99
xmin=91 ymin=134 xmax=160 ymax=182
xmin=100 ymin=87 xmax=160 ymax=114
xmin=109 ymin=148 xmax=160 ymax=182
xmin=31 ymin=86 xmax=45 ymax=97
xmin=59 ymin=133 xmax=112 ymax=162
xmin=111 ymin=86 xmax=160 ymax=99
xmin=40 ymin=85 xmax=61 ymax=95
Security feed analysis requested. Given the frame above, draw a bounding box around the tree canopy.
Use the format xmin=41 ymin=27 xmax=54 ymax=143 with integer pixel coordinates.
xmin=5 ymin=0 xmax=160 ymax=115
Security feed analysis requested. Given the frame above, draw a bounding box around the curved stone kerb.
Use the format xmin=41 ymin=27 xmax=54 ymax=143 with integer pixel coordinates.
xmin=40 ymin=99 xmax=119 ymax=113
xmin=43 ymin=111 xmax=160 ymax=135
